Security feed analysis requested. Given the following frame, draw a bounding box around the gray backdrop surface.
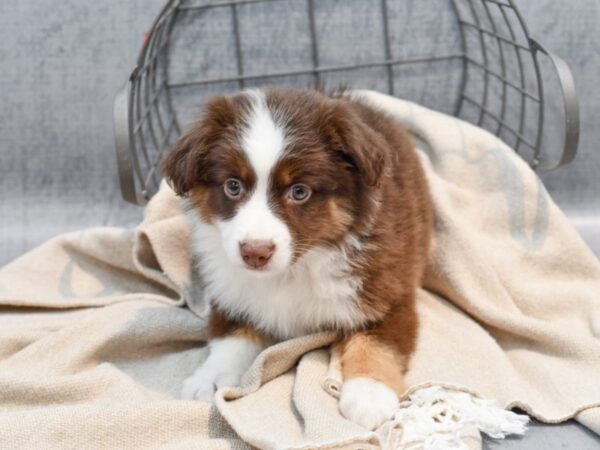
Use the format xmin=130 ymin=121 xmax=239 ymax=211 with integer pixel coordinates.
xmin=1 ymin=0 xmax=598 ymax=264
xmin=0 ymin=1 xmax=599 ymax=448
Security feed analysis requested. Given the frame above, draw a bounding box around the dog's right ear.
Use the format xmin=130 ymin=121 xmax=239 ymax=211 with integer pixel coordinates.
xmin=160 ymin=130 xmax=205 ymax=197
xmin=161 ymin=96 xmax=236 ymax=197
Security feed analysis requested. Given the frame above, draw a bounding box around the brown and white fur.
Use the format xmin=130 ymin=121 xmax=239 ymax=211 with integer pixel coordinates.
xmin=162 ymin=88 xmax=432 ymax=430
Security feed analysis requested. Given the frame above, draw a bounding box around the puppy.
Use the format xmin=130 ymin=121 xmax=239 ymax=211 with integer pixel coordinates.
xmin=162 ymin=88 xmax=432 ymax=430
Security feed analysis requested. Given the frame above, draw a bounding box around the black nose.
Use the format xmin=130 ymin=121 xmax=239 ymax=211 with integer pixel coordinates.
xmin=239 ymin=241 xmax=275 ymax=269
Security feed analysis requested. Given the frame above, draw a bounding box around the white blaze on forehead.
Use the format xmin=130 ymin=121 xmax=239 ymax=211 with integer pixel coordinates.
xmin=215 ymin=89 xmax=292 ymax=272
xmin=241 ymin=90 xmax=286 ymax=178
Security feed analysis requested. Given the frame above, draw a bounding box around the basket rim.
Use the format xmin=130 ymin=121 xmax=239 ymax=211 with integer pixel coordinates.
xmin=114 ymin=0 xmax=580 ymax=205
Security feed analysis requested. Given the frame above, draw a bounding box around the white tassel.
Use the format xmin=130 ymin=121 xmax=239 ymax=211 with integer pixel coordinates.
xmin=393 ymin=386 xmax=529 ymax=450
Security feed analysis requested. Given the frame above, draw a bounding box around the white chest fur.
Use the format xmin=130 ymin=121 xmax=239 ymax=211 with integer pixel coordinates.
xmin=189 ymin=214 xmax=367 ymax=339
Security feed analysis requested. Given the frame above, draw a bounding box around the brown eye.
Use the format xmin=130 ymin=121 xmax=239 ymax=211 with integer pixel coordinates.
xmin=224 ymin=178 xmax=243 ymax=199
xmin=288 ymin=184 xmax=311 ymax=204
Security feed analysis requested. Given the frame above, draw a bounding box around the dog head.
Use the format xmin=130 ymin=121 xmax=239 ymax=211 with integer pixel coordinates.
xmin=161 ymin=89 xmax=386 ymax=275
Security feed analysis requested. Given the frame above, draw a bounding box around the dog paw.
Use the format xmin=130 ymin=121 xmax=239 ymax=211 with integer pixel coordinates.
xmin=338 ymin=377 xmax=399 ymax=430
xmin=181 ymin=364 xmax=244 ymax=402
xmin=181 ymin=337 xmax=262 ymax=402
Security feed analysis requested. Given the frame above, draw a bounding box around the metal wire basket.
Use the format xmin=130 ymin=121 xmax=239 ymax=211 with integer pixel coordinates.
xmin=114 ymin=0 xmax=579 ymax=205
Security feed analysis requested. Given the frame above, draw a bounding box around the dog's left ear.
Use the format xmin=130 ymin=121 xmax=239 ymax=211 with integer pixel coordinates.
xmin=321 ymin=103 xmax=387 ymax=187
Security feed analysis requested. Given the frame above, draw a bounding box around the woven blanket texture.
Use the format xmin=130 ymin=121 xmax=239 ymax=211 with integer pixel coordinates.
xmin=1 ymin=91 xmax=599 ymax=449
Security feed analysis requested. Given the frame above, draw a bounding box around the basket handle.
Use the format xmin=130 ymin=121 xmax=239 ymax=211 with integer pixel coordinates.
xmin=530 ymin=39 xmax=580 ymax=171
xmin=113 ymin=71 xmax=149 ymax=206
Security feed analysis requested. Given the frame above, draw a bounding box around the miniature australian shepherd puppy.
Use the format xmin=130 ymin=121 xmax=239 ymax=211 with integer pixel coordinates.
xmin=162 ymin=88 xmax=432 ymax=430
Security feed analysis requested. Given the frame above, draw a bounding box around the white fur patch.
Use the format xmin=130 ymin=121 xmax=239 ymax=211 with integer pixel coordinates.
xmin=241 ymin=89 xmax=286 ymax=180
xmin=187 ymin=210 xmax=367 ymax=339
xmin=215 ymin=188 xmax=292 ymax=272
xmin=181 ymin=336 xmax=262 ymax=402
xmin=216 ymin=89 xmax=293 ymax=273
xmin=338 ymin=377 xmax=400 ymax=430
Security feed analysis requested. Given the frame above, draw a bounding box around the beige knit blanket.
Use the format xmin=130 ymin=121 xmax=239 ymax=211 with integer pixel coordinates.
xmin=1 ymin=92 xmax=599 ymax=450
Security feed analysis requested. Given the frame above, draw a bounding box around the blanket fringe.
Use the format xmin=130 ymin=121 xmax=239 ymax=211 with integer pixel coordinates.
xmin=391 ymin=386 xmax=529 ymax=450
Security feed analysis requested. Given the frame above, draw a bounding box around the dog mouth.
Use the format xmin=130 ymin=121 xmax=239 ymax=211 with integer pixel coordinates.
xmin=243 ymin=263 xmax=271 ymax=272
xmin=240 ymin=262 xmax=285 ymax=278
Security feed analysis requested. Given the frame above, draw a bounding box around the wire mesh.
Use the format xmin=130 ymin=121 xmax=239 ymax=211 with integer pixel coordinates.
xmin=114 ymin=0 xmax=579 ymax=205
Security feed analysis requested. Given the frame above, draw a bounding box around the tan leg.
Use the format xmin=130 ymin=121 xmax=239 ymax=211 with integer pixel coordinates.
xmin=338 ymin=332 xmax=407 ymax=395
xmin=336 ymin=301 xmax=417 ymax=430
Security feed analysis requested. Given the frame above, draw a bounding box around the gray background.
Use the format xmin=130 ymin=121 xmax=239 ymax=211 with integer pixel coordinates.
xmin=1 ymin=0 xmax=599 ymax=265
xmin=0 ymin=1 xmax=598 ymax=448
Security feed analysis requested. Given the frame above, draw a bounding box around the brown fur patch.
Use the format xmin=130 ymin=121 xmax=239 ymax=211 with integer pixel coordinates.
xmin=162 ymin=94 xmax=259 ymax=221
xmin=328 ymin=199 xmax=354 ymax=233
xmin=187 ymin=186 xmax=214 ymax=224
xmin=161 ymin=94 xmax=255 ymax=194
